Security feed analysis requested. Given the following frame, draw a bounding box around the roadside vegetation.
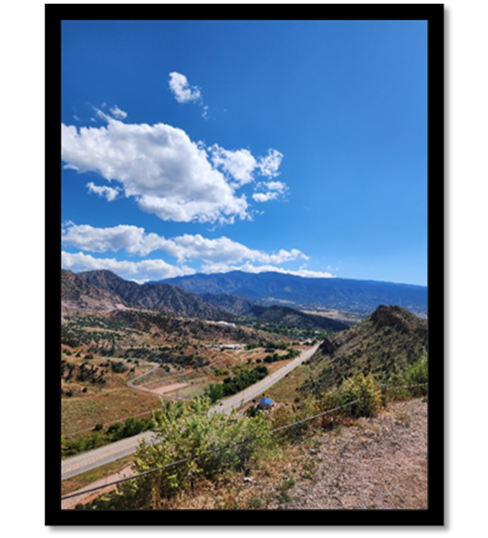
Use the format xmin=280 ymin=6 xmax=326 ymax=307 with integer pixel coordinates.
xmin=204 ymin=365 xmax=269 ymax=403
xmin=74 ymin=352 xmax=427 ymax=510
xmin=62 ymin=416 xmax=155 ymax=459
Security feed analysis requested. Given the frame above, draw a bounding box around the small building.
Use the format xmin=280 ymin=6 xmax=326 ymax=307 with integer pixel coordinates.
xmin=257 ymin=397 xmax=274 ymax=410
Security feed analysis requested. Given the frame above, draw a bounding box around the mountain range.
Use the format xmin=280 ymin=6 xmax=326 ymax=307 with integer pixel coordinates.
xmin=72 ymin=270 xmax=235 ymax=321
xmin=164 ymin=271 xmax=427 ymax=316
xmin=61 ymin=270 xmax=129 ymax=313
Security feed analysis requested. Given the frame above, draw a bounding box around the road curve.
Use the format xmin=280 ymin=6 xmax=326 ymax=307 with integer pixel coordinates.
xmin=62 ymin=343 xmax=321 ymax=480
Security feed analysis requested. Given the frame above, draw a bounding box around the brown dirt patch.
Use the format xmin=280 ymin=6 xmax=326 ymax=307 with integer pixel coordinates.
xmin=275 ymin=398 xmax=428 ymax=510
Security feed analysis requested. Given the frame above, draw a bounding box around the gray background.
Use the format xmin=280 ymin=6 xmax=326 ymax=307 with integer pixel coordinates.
xmin=0 ymin=0 xmax=476 ymax=538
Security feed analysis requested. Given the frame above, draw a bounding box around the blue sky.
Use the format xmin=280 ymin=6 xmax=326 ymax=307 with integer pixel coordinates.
xmin=61 ymin=19 xmax=427 ymax=286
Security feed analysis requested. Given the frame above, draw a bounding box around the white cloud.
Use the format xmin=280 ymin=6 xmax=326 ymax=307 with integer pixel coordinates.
xmin=252 ymin=191 xmax=280 ymax=203
xmin=210 ymin=146 xmax=284 ymax=188
xmin=210 ymin=145 xmax=257 ymax=186
xmin=109 ymin=105 xmax=127 ymax=119
xmin=257 ymin=149 xmax=283 ymax=178
xmin=86 ymin=182 xmax=120 ymax=202
xmin=168 ymin=72 xmax=202 ymax=104
xmin=62 ymin=223 xmax=308 ymax=265
xmin=252 ymin=179 xmax=287 ymax=202
xmin=62 ymin=251 xmax=195 ymax=281
xmin=265 ymin=181 xmax=287 ymax=192
xmin=61 ymin=118 xmax=250 ymax=223
xmin=201 ymin=261 xmax=335 ymax=278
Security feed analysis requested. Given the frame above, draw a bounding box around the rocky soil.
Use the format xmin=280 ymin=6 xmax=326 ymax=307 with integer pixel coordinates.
xmin=276 ymin=398 xmax=428 ymax=510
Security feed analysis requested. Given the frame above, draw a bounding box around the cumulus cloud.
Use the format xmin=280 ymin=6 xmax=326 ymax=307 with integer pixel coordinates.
xmin=61 ymin=117 xmax=250 ymax=223
xmin=210 ymin=146 xmax=284 ymax=187
xmin=210 ymin=146 xmax=257 ymax=186
xmin=169 ymin=72 xmax=202 ymax=103
xmin=109 ymin=105 xmax=127 ymax=119
xmin=62 ymin=223 xmax=309 ymax=265
xmin=86 ymin=182 xmax=120 ymax=202
xmin=62 ymin=251 xmax=195 ymax=281
xmin=62 ymin=114 xmax=286 ymax=223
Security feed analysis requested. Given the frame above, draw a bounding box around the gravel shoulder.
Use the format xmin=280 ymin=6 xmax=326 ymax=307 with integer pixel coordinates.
xmin=278 ymin=398 xmax=428 ymax=510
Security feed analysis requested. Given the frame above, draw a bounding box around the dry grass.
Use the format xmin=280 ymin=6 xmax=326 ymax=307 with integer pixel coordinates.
xmin=62 ymin=385 xmax=161 ymax=438
xmin=62 ymin=454 xmax=134 ymax=497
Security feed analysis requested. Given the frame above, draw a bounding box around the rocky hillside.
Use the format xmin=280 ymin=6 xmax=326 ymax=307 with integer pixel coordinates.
xmin=300 ymin=305 xmax=428 ymax=394
xmin=77 ymin=270 xmax=235 ymax=321
xmin=61 ymin=270 xmax=130 ymax=312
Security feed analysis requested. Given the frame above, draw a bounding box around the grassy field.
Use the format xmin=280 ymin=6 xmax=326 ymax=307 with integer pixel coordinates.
xmin=62 ymin=384 xmax=162 ymax=438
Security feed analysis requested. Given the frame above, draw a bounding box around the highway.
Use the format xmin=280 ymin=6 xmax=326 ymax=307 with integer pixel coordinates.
xmin=62 ymin=431 xmax=158 ymax=480
xmin=61 ymin=342 xmax=321 ymax=481
xmin=210 ymin=342 xmax=321 ymax=415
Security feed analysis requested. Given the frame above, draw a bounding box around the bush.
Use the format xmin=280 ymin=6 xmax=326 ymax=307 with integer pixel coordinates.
xmin=341 ymin=373 xmax=382 ymax=418
xmin=405 ymin=352 xmax=428 ymax=387
xmin=81 ymin=397 xmax=271 ymax=509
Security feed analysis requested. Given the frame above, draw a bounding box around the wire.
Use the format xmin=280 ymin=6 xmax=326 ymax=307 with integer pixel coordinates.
xmin=61 ymin=384 xmax=427 ymax=502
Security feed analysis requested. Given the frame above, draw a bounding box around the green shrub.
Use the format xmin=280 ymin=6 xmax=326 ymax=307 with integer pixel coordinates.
xmin=341 ymin=373 xmax=382 ymax=417
xmin=81 ymin=397 xmax=271 ymax=509
xmin=405 ymin=351 xmax=428 ymax=387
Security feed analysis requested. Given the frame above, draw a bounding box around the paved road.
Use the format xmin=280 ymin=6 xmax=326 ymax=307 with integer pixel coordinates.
xmin=126 ymin=363 xmax=160 ymax=392
xmin=62 ymin=432 xmax=159 ymax=480
xmin=61 ymin=343 xmax=321 ymax=481
xmin=210 ymin=342 xmax=321 ymax=415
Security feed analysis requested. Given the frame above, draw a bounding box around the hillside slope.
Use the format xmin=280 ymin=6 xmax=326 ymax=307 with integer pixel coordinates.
xmin=199 ymin=292 xmax=254 ymax=316
xmin=77 ymin=270 xmax=235 ymax=321
xmin=306 ymin=305 xmax=428 ymax=392
xmin=61 ymin=270 xmax=130 ymax=312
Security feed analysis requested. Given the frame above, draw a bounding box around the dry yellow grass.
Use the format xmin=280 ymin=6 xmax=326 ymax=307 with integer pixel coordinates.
xmin=62 ymin=455 xmax=134 ymax=496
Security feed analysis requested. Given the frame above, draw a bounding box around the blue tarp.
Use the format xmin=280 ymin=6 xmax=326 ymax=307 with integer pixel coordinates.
xmin=259 ymin=398 xmax=273 ymax=405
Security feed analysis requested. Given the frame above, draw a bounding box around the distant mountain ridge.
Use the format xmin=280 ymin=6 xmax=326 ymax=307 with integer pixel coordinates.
xmin=249 ymin=304 xmax=349 ymax=331
xmin=164 ymin=271 xmax=428 ymax=316
xmin=74 ymin=270 xmax=235 ymax=321
xmin=200 ymin=292 xmax=349 ymax=331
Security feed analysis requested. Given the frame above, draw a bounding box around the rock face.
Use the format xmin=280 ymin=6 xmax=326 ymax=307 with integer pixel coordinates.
xmin=76 ymin=270 xmax=235 ymax=321
xmin=61 ymin=270 xmax=129 ymax=312
xmin=370 ymin=305 xmax=421 ymax=333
